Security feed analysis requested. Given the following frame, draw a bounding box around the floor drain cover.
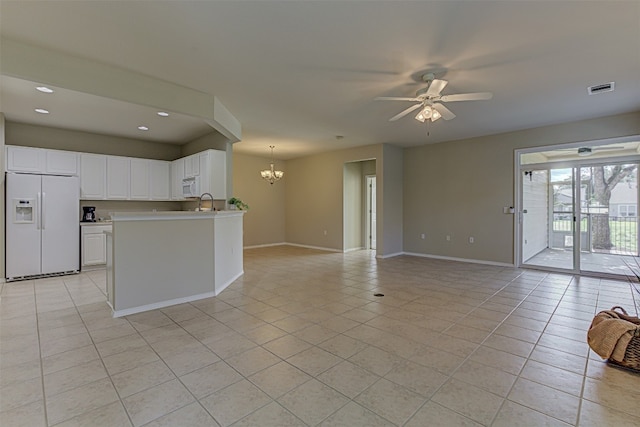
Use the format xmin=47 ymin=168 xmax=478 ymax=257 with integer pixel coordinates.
xmin=374 ymin=293 xmax=384 ymax=297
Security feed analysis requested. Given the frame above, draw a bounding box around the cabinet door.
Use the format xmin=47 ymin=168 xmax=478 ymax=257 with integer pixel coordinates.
xmin=80 ymin=154 xmax=107 ymax=199
xmin=210 ymin=149 xmax=227 ymax=200
xmin=83 ymin=232 xmax=107 ymax=266
xmin=170 ymin=158 xmax=184 ymax=200
xmin=6 ymin=146 xmax=44 ymax=173
xmin=130 ymin=158 xmax=150 ymax=200
xmin=45 ymin=149 xmax=78 ymax=175
xmin=150 ymin=160 xmax=170 ymax=200
xmin=184 ymin=154 xmax=200 ymax=177
xmin=106 ymin=156 xmax=130 ymax=199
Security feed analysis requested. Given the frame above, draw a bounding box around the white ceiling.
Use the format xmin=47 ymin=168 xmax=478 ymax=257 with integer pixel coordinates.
xmin=1 ymin=1 xmax=639 ymax=160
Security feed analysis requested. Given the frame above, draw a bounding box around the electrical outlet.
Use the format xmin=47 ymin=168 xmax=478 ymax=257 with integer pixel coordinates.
xmin=446 ymin=235 xmax=451 ymax=241
xmin=469 ymin=237 xmax=474 ymax=243
xmin=323 ymin=230 xmax=327 ymax=236
xmin=420 ymin=233 xmax=425 ymax=239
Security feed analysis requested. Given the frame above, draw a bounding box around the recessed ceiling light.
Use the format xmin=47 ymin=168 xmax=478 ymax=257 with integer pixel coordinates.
xmin=36 ymin=86 xmax=54 ymax=94
xmin=157 ymin=111 xmax=170 ymax=117
xmin=137 ymin=126 xmax=149 ymax=131
xmin=35 ymin=108 xmax=50 ymax=114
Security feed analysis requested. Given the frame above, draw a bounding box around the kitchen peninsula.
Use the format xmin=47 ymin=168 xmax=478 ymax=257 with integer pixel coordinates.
xmin=106 ymin=210 xmax=244 ymax=317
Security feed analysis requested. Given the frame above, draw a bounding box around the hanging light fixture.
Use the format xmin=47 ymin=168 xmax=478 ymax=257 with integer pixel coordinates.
xmin=414 ymin=105 xmax=442 ymax=122
xmin=260 ymin=145 xmax=284 ymax=185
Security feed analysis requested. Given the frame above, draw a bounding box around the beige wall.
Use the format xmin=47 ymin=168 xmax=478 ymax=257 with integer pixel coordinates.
xmin=380 ymin=144 xmax=403 ymax=256
xmin=232 ymin=152 xmax=286 ymax=247
xmin=6 ymin=121 xmax=182 ymax=160
xmin=403 ymin=111 xmax=640 ymax=265
xmin=283 ymin=144 xmax=400 ymax=254
xmin=181 ymin=131 xmax=228 ymax=156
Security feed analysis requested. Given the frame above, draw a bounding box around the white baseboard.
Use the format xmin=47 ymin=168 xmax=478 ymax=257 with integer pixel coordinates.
xmin=112 ymin=291 xmax=216 ymax=318
xmin=285 ymin=243 xmax=342 ymax=253
xmin=402 ymin=251 xmax=515 ymax=267
xmin=215 ymin=270 xmax=244 ymax=295
xmin=376 ymin=252 xmax=404 ymax=259
xmin=244 ymin=242 xmax=287 ymax=249
xmin=344 ymin=246 xmax=365 ymax=253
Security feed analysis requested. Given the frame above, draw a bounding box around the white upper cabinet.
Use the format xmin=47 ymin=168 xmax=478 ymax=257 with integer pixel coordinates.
xmin=150 ymin=160 xmax=170 ymax=200
xmin=6 ymin=146 xmax=44 ymax=173
xmin=170 ymin=158 xmax=185 ymax=200
xmin=7 ymin=145 xmax=225 ymax=202
xmin=199 ymin=149 xmax=227 ymax=200
xmin=184 ymin=154 xmax=200 ymax=178
xmin=209 ymin=149 xmax=227 ymax=200
xmin=106 ymin=156 xmax=130 ymax=199
xmin=80 ymin=153 xmax=107 ymax=199
xmin=6 ymin=146 xmax=78 ymax=176
xmin=129 ymin=158 xmax=150 ymax=200
xmin=45 ymin=150 xmax=78 ymax=175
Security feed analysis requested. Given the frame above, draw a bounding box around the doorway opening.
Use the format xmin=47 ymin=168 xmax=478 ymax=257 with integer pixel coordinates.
xmin=343 ymin=159 xmax=376 ymax=253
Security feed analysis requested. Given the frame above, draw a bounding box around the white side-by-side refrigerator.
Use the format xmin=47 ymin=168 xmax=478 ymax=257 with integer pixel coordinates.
xmin=6 ymin=173 xmax=80 ymax=280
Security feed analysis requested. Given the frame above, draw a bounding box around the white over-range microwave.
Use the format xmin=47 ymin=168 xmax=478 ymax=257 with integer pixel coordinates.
xmin=182 ymin=176 xmax=200 ymax=198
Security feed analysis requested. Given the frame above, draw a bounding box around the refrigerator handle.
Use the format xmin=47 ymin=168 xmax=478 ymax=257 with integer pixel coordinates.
xmin=37 ymin=192 xmax=42 ymax=230
xmin=41 ymin=192 xmax=46 ymax=230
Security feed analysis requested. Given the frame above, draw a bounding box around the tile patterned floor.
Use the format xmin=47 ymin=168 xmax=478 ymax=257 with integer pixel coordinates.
xmin=1 ymin=245 xmax=639 ymax=426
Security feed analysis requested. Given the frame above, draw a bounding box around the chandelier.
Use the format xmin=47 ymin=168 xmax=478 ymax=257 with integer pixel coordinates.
xmin=260 ymin=145 xmax=284 ymax=185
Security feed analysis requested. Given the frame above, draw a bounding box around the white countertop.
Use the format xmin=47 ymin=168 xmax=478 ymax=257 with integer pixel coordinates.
xmin=110 ymin=210 xmax=245 ymax=221
xmin=80 ymin=220 xmax=113 ymax=226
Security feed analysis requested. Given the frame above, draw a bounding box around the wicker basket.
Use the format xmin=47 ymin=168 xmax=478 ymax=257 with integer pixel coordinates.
xmin=596 ymin=306 xmax=640 ymax=372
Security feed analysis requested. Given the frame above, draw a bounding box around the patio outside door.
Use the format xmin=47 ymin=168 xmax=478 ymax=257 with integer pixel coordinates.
xmin=521 ymin=162 xmax=639 ymax=276
xmin=579 ymin=163 xmax=638 ymax=276
xmin=522 ymin=168 xmax=576 ymax=271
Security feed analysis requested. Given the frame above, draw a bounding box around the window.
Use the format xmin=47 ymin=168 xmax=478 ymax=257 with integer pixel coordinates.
xmin=619 ymin=204 xmax=637 ymax=217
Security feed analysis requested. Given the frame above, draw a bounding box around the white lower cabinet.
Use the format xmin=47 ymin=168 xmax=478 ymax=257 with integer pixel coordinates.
xmin=81 ymin=224 xmax=112 ymax=269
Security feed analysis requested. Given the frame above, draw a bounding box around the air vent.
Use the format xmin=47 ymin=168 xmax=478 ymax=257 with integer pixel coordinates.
xmin=588 ymin=82 xmax=615 ymax=95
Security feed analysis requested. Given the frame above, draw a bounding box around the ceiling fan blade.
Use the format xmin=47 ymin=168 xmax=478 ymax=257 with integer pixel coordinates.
xmin=389 ymin=103 xmax=423 ymax=121
xmin=432 ymin=103 xmax=456 ymax=120
xmin=441 ymin=92 xmax=493 ymax=102
xmin=593 ymin=146 xmax=626 ymax=151
xmin=425 ymin=79 xmax=448 ymax=97
xmin=375 ymin=96 xmax=420 ymax=102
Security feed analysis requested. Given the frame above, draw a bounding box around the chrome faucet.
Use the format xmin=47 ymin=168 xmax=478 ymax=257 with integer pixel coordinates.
xmin=198 ymin=193 xmax=214 ymax=211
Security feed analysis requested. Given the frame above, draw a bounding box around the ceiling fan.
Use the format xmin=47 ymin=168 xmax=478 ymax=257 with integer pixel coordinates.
xmin=375 ymin=73 xmax=493 ymax=123
xmin=558 ymin=146 xmax=627 ymax=156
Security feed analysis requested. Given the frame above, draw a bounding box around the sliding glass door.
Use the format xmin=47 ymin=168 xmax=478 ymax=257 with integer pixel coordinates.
xmin=520 ymin=161 xmax=639 ymax=276
xmin=522 ymin=168 xmax=575 ymax=271
xmin=579 ymin=163 xmax=638 ymax=275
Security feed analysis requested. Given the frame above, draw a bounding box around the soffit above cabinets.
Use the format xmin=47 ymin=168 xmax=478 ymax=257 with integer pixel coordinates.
xmin=1 ymin=75 xmax=215 ymax=144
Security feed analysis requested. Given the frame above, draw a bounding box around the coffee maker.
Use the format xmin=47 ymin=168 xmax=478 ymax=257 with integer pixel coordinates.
xmin=82 ymin=206 xmax=96 ymax=222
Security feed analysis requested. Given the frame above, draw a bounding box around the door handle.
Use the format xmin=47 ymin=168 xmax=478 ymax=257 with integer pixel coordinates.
xmin=37 ymin=192 xmax=42 ymax=230
xmin=41 ymin=192 xmax=46 ymax=229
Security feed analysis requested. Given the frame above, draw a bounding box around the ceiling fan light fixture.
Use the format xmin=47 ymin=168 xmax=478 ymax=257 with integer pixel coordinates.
xmin=415 ymin=106 xmax=432 ymax=122
xmin=431 ymin=109 xmax=441 ymax=121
